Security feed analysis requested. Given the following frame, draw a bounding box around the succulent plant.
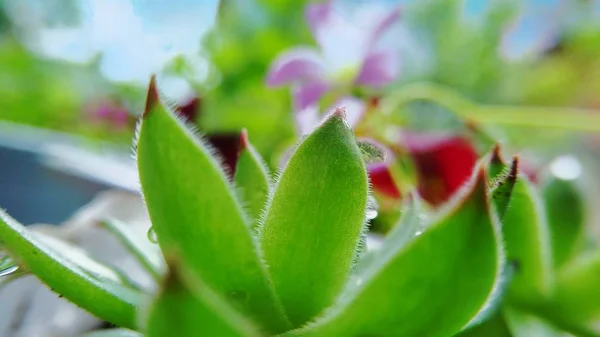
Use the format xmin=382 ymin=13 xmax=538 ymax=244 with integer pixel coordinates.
xmin=0 ymin=78 xmax=597 ymax=337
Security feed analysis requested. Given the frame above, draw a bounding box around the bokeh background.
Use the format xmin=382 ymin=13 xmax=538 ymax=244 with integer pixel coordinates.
xmin=1 ymin=0 xmax=600 ymax=233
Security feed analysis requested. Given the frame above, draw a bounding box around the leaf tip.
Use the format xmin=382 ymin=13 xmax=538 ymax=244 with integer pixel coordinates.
xmin=332 ymin=106 xmax=347 ymax=120
xmin=143 ymin=75 xmax=159 ymax=118
xmin=508 ymin=156 xmax=519 ymax=181
xmin=491 ymin=143 xmax=505 ymax=165
xmin=239 ymin=129 xmax=249 ymax=150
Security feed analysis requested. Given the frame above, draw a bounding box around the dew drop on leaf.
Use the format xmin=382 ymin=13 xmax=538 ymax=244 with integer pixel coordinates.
xmin=147 ymin=227 xmax=158 ymax=244
xmin=366 ymin=196 xmax=379 ymax=221
xmin=0 ymin=255 xmax=19 ymax=277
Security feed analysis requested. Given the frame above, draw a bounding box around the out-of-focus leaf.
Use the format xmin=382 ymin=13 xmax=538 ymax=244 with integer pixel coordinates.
xmin=84 ymin=329 xmax=142 ymax=337
xmin=234 ymin=130 xmax=270 ymax=227
xmin=0 ymin=210 xmax=143 ymax=329
xmin=357 ymin=140 xmax=386 ymax=164
xmin=32 ymin=232 xmax=137 ymax=287
xmin=290 ymin=168 xmax=503 ymax=337
xmin=146 ymin=258 xmax=261 ymax=337
xmin=501 ymin=174 xmax=553 ymax=302
xmin=259 ymin=109 xmax=369 ymax=326
xmin=549 ymin=251 xmax=600 ymax=325
xmin=504 ymin=308 xmax=561 ymax=337
xmin=542 ymin=177 xmax=585 ymax=268
xmin=101 ymin=218 xmax=165 ymax=281
xmin=136 ymin=78 xmax=290 ymax=332
xmin=456 ymin=312 xmax=512 ymax=337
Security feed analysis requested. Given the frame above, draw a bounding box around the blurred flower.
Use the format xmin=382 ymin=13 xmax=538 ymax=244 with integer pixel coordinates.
xmin=176 ymin=96 xmax=201 ymax=123
xmin=175 ymin=95 xmax=240 ymax=177
xmin=369 ymin=162 xmax=402 ymax=200
xmin=266 ymin=0 xmax=400 ymax=134
xmin=87 ymin=101 xmax=132 ymax=130
xmin=404 ymin=132 xmax=478 ymax=206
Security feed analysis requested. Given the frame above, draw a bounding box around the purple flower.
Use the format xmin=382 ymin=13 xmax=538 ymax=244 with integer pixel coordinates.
xmin=267 ymin=0 xmax=401 ymax=134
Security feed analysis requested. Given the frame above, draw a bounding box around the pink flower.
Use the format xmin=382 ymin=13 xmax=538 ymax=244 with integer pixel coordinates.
xmin=88 ymin=102 xmax=131 ymax=129
xmin=266 ymin=0 xmax=401 ymax=135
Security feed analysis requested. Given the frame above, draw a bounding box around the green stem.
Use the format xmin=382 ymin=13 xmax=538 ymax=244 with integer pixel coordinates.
xmin=383 ymin=83 xmax=600 ymax=132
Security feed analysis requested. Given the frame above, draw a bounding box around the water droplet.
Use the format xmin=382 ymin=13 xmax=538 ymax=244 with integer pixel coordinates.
xmin=414 ymin=230 xmax=423 ymax=237
xmin=0 ymin=265 xmax=19 ymax=277
xmin=366 ymin=196 xmax=379 ymax=220
xmin=355 ymin=278 xmax=364 ymax=286
xmin=147 ymin=227 xmax=158 ymax=244
xmin=365 ymin=209 xmax=378 ymax=220
xmin=0 ymin=255 xmax=20 ymax=277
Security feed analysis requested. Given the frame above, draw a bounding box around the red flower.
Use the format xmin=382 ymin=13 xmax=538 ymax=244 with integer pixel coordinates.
xmin=368 ymin=163 xmax=402 ymax=200
xmin=404 ymin=132 xmax=478 ymax=205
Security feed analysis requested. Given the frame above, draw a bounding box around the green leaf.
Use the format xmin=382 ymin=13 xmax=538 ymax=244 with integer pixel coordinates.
xmin=456 ymin=312 xmax=513 ymax=337
xmin=504 ymin=308 xmax=561 ymax=337
xmin=136 ymin=78 xmax=290 ymax=332
xmin=32 ymin=231 xmax=141 ymax=288
xmin=291 ymin=168 xmax=503 ymax=337
xmin=548 ymin=251 xmax=600 ymax=324
xmin=258 ymin=109 xmax=369 ymax=326
xmin=357 ymin=140 xmax=386 ymax=164
xmin=501 ymin=174 xmax=553 ymax=302
xmin=542 ymin=177 xmax=585 ymax=267
xmin=234 ymin=130 xmax=270 ymax=227
xmin=84 ymin=329 xmax=142 ymax=337
xmin=101 ymin=218 xmax=164 ymax=281
xmin=0 ymin=210 xmax=143 ymax=329
xmin=146 ymin=258 xmax=261 ymax=337
xmin=490 ymin=157 xmax=518 ymax=220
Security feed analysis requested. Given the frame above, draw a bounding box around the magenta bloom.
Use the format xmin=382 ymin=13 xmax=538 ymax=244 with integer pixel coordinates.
xmin=267 ymin=0 xmax=401 ymax=134
xmin=88 ymin=102 xmax=131 ymax=129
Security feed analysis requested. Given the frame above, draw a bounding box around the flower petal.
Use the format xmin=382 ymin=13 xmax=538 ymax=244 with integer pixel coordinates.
xmin=206 ymin=133 xmax=242 ymax=177
xmin=295 ymin=105 xmax=322 ymax=136
xmin=293 ymin=80 xmax=330 ymax=110
xmin=368 ymin=163 xmax=402 ymax=200
xmin=368 ymin=6 xmax=401 ymax=48
xmin=355 ymin=50 xmax=399 ymax=87
xmin=266 ymin=48 xmax=326 ymax=86
xmin=404 ymin=132 xmax=478 ymax=205
xmin=176 ymin=96 xmax=201 ymax=122
xmin=305 ymin=0 xmax=334 ymax=38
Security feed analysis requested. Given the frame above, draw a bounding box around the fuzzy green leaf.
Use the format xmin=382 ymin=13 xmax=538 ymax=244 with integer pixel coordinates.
xmin=101 ymin=218 xmax=164 ymax=281
xmin=0 ymin=210 xmax=143 ymax=329
xmin=146 ymin=259 xmax=261 ymax=337
xmin=501 ymin=174 xmax=553 ymax=302
xmin=357 ymin=140 xmax=386 ymax=164
xmin=234 ymin=130 xmax=270 ymax=227
xmin=84 ymin=329 xmax=142 ymax=337
xmin=542 ymin=177 xmax=585 ymax=267
xmin=291 ymin=168 xmax=503 ymax=337
xmin=136 ymin=79 xmax=289 ymax=332
xmin=490 ymin=157 xmax=518 ymax=220
xmin=259 ymin=109 xmax=369 ymax=326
